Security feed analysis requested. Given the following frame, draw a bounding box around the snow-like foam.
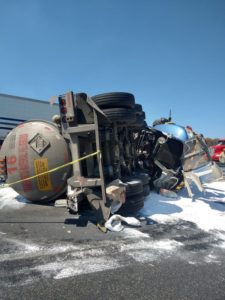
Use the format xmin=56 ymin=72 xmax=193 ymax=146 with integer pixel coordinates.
xmin=140 ymin=181 xmax=225 ymax=233
xmin=0 ymin=187 xmax=28 ymax=210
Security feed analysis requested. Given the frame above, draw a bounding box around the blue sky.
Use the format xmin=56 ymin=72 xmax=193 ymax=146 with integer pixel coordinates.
xmin=0 ymin=0 xmax=225 ymax=138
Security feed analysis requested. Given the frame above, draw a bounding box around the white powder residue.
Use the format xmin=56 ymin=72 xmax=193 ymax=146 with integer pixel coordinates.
xmin=119 ymin=239 xmax=182 ymax=263
xmin=218 ymin=242 xmax=225 ymax=249
xmin=125 ymin=250 xmax=156 ymax=263
xmin=215 ymin=232 xmax=225 ymax=248
xmin=204 ymin=254 xmax=221 ymax=264
xmin=32 ymin=239 xmax=182 ymax=279
xmin=122 ymin=228 xmax=149 ymax=238
xmin=56 ymin=256 xmax=121 ymax=279
xmin=0 ymin=187 xmax=28 ymax=210
xmin=33 ymin=253 xmax=121 ymax=280
xmin=3 ymin=237 xmax=41 ymax=253
xmin=0 ymin=239 xmax=83 ymax=262
xmin=188 ymin=261 xmax=197 ymax=265
xmin=70 ymin=248 xmax=106 ymax=259
xmin=119 ymin=239 xmax=182 ymax=252
xmin=48 ymin=244 xmax=82 ymax=253
xmin=151 ymin=239 xmax=183 ymax=250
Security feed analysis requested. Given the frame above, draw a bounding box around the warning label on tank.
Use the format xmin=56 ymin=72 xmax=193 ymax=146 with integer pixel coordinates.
xmin=34 ymin=158 xmax=52 ymax=191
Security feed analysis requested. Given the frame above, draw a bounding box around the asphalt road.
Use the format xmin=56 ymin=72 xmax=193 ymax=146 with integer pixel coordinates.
xmin=1 ymin=193 xmax=225 ymax=300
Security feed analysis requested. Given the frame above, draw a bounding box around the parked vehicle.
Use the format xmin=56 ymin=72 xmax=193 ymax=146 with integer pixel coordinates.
xmin=210 ymin=139 xmax=225 ymax=161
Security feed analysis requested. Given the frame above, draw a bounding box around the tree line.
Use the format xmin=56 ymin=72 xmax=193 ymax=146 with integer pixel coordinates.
xmin=204 ymin=138 xmax=220 ymax=147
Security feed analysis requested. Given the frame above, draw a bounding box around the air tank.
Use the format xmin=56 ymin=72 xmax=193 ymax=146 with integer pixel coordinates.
xmin=0 ymin=120 xmax=72 ymax=202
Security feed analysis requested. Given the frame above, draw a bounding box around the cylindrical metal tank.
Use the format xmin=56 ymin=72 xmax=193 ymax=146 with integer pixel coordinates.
xmin=0 ymin=120 xmax=72 ymax=202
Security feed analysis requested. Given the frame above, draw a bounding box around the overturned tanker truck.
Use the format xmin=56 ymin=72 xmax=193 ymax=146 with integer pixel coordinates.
xmin=0 ymin=92 xmax=223 ymax=227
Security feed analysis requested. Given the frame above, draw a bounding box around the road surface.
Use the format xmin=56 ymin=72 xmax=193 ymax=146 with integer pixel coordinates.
xmin=1 ymin=177 xmax=225 ymax=299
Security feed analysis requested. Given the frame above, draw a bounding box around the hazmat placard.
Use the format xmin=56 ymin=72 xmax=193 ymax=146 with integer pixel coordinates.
xmin=34 ymin=158 xmax=52 ymax=191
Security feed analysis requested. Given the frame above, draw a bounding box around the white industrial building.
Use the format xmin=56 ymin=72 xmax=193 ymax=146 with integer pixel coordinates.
xmin=0 ymin=93 xmax=59 ymax=145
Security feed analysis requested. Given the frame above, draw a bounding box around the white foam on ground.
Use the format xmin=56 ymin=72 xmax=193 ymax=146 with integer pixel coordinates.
xmin=1 ymin=180 xmax=225 ymax=283
xmin=140 ymin=181 xmax=225 ymax=233
xmin=0 ymin=187 xmax=28 ymax=210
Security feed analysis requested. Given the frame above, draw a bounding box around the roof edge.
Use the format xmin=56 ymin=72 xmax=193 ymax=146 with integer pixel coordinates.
xmin=0 ymin=93 xmax=58 ymax=106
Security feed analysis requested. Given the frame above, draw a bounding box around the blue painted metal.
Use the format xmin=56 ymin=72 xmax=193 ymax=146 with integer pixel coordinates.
xmin=153 ymin=123 xmax=189 ymax=142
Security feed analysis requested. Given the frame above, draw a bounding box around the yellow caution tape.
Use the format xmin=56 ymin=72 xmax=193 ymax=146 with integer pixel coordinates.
xmin=97 ymin=223 xmax=108 ymax=233
xmin=0 ymin=150 xmax=101 ymax=189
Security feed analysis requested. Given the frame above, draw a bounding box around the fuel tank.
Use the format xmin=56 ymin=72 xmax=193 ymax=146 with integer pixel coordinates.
xmin=0 ymin=120 xmax=71 ymax=202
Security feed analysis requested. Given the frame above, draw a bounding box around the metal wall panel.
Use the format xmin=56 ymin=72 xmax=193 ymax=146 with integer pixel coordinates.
xmin=0 ymin=94 xmax=59 ymax=141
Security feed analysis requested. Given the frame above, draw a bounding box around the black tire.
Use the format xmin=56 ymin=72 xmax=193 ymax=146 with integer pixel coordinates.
xmin=117 ymin=178 xmax=144 ymax=215
xmin=122 ymin=178 xmax=143 ymax=197
xmin=118 ymin=193 xmax=144 ymax=215
xmin=92 ymin=92 xmax=135 ymax=109
xmin=102 ymin=108 xmax=136 ymax=123
xmin=132 ymin=171 xmax=150 ymax=185
xmin=130 ymin=115 xmax=145 ymax=128
xmin=135 ymin=104 xmax=143 ymax=113
xmin=143 ymin=184 xmax=150 ymax=196
xmin=143 ymin=121 xmax=148 ymax=128
xmin=139 ymin=111 xmax=146 ymax=119
xmin=134 ymin=104 xmax=145 ymax=118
